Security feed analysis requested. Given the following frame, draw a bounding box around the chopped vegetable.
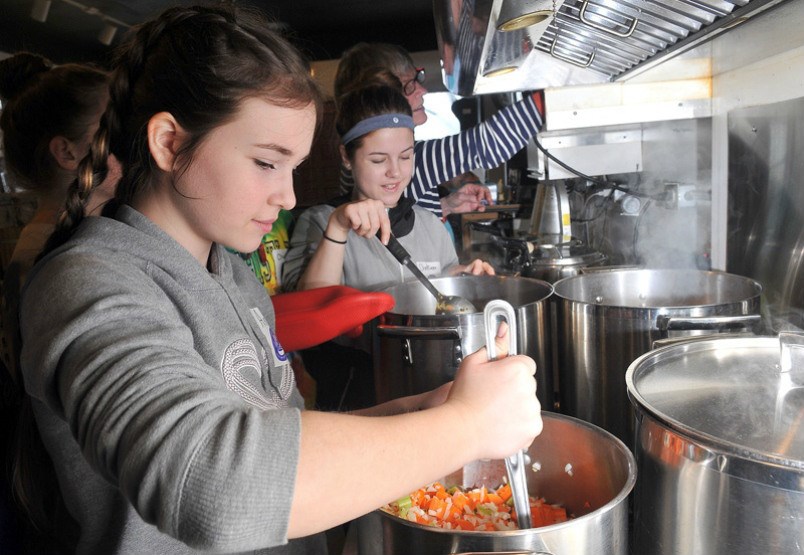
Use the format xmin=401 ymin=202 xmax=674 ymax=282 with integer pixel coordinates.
xmin=382 ymin=481 xmax=570 ymax=531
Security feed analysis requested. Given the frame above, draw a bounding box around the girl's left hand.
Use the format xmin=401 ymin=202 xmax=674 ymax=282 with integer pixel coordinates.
xmin=452 ymin=259 xmax=496 ymax=276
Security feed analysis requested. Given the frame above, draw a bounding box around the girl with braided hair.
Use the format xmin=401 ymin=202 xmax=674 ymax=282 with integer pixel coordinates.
xmin=0 ymin=53 xmax=117 ymax=380
xmin=0 ymin=53 xmax=119 ymax=553
xmin=17 ymin=5 xmax=542 ymax=554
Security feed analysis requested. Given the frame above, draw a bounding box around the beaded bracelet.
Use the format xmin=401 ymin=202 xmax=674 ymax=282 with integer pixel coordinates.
xmin=323 ymin=233 xmax=347 ymax=245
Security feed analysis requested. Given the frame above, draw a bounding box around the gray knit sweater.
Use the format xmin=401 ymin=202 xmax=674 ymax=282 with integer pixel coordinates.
xmin=19 ymin=206 xmax=326 ymax=554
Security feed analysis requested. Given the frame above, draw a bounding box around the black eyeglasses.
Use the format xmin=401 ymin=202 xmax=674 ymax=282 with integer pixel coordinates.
xmin=402 ymin=67 xmax=426 ymax=95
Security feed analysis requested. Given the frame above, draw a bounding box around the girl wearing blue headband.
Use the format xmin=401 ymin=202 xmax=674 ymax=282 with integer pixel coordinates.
xmin=284 ymin=85 xmax=494 ymax=295
xmin=283 ymin=85 xmax=494 ymax=411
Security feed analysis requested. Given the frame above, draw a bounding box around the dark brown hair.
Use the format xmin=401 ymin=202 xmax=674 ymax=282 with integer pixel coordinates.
xmin=333 ymin=42 xmax=415 ymax=99
xmin=1 ymin=52 xmax=107 ymax=552
xmin=0 ymin=53 xmax=109 ymax=192
xmin=335 ymin=85 xmax=413 ymax=160
xmin=45 ymin=4 xmax=323 ymax=253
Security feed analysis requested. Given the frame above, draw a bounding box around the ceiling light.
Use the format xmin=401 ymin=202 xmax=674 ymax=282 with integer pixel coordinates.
xmin=497 ymin=0 xmax=554 ymax=31
xmin=483 ymin=66 xmax=519 ymax=78
xmin=30 ymin=0 xmax=52 ymax=23
xmin=98 ymin=22 xmax=117 ymax=45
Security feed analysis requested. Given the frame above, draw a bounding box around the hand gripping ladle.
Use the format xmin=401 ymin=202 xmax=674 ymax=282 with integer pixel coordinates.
xmin=484 ymin=299 xmax=532 ymax=529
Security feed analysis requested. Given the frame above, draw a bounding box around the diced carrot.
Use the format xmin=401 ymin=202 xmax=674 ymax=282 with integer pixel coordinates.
xmin=451 ymin=491 xmax=468 ymax=511
xmin=497 ymin=483 xmax=512 ymax=502
xmin=443 ymin=503 xmax=462 ymax=523
xmin=428 ymin=496 xmax=447 ymax=519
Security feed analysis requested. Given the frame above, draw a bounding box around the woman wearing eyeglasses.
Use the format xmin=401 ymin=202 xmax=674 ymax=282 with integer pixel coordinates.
xmin=333 ymin=42 xmax=545 ymax=219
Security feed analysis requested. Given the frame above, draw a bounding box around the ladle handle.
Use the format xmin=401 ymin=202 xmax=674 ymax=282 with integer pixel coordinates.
xmin=382 ymin=233 xmax=444 ymax=302
xmin=505 ymin=453 xmax=533 ymax=529
xmin=484 ymin=300 xmax=532 ymax=529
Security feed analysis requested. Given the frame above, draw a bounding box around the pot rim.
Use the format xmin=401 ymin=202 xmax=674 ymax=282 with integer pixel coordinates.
xmin=383 ymin=275 xmax=555 ymax=317
xmin=374 ymin=412 xmax=637 ymax=536
xmin=552 ymin=268 xmax=762 ymax=310
xmin=626 ymin=337 xmax=804 ymax=482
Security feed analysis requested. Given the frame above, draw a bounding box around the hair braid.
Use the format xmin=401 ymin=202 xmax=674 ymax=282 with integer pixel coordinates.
xmin=40 ymin=13 xmax=162 ymax=255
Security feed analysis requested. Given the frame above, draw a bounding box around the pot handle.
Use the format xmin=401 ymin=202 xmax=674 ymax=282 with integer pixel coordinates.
xmin=656 ymin=314 xmax=761 ymax=332
xmin=376 ymin=324 xmax=461 ymax=340
xmin=780 ymin=331 xmax=804 ymax=374
xmin=579 ymin=264 xmax=642 ymax=273
xmin=453 ymin=552 xmax=553 ymax=555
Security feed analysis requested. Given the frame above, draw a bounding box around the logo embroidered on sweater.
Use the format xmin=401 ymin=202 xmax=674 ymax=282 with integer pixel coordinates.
xmin=221 ymin=338 xmax=293 ymax=409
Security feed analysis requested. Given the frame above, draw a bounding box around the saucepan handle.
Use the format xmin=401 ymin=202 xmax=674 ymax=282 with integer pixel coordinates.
xmin=376 ymin=324 xmax=461 ymax=340
xmin=454 ymin=552 xmax=553 ymax=555
xmin=657 ymin=314 xmax=761 ymax=332
xmin=780 ymin=331 xmax=804 ymax=374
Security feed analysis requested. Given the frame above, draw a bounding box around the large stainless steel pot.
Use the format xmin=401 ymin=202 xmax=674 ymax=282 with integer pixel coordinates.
xmin=626 ymin=333 xmax=804 ymax=555
xmin=553 ymin=269 xmax=761 ymax=446
xmin=375 ymin=275 xmax=555 ymax=409
xmin=357 ymin=411 xmax=636 ymax=555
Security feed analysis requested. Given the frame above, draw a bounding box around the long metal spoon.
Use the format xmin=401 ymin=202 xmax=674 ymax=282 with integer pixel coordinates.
xmin=484 ymin=299 xmax=532 ymax=529
xmin=382 ymin=233 xmax=477 ymax=315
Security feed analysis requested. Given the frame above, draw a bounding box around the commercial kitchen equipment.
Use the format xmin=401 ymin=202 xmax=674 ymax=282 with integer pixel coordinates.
xmin=432 ymin=0 xmax=804 ymax=336
xmin=553 ymin=268 xmax=761 ymax=446
xmin=433 ymin=0 xmax=789 ymax=96
xmin=627 ymin=333 xmax=804 ymax=554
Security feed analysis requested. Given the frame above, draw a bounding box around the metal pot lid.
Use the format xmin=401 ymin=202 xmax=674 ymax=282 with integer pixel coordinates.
xmin=626 ymin=333 xmax=804 ymax=467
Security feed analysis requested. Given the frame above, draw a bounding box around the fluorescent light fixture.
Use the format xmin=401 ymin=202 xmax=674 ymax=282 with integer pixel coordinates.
xmin=98 ymin=23 xmax=117 ymax=45
xmin=30 ymin=0 xmax=52 ymax=22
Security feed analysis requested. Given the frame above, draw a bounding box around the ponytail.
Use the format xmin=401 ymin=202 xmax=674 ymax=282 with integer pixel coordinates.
xmin=41 ymin=4 xmax=322 ymax=256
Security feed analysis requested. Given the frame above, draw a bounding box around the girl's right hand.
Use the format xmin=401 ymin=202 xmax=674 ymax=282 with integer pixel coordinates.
xmin=445 ymin=329 xmax=542 ymax=461
xmin=328 ymin=199 xmax=392 ymax=244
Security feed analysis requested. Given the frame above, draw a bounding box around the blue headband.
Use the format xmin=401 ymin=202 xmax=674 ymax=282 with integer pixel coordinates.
xmin=340 ymin=113 xmax=415 ymax=145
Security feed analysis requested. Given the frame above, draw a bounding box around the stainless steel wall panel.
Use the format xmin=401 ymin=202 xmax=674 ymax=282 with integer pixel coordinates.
xmin=727 ymin=97 xmax=804 ymax=331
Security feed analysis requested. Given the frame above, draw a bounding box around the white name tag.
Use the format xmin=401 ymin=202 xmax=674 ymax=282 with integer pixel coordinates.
xmin=415 ymin=261 xmax=442 ymax=277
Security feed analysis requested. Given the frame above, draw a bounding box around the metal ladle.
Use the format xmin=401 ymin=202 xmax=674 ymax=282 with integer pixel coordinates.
xmin=382 ymin=233 xmax=477 ymax=315
xmin=484 ymin=299 xmax=532 ymax=529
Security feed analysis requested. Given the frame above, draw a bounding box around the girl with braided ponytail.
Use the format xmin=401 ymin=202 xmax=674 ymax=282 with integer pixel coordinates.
xmin=0 ymin=53 xmax=117 ymax=379
xmin=17 ymin=5 xmax=542 ymax=554
xmin=0 ymin=54 xmax=120 ymax=553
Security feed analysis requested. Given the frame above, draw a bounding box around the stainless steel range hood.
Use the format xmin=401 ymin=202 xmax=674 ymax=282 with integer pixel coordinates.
xmin=433 ymin=0 xmax=790 ymax=95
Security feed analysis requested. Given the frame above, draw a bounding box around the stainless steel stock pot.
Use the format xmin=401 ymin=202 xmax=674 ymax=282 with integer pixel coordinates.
xmin=552 ymin=269 xmax=761 ymax=445
xmin=627 ymin=333 xmax=804 ymax=555
xmin=357 ymin=411 xmax=636 ymax=555
xmin=375 ymin=275 xmax=555 ymax=409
